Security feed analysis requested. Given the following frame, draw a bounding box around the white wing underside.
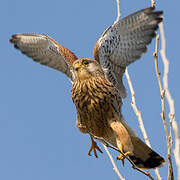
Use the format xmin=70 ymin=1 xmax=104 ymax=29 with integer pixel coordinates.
xmin=10 ymin=34 xmax=78 ymax=81
xmin=94 ymin=7 xmax=162 ymax=98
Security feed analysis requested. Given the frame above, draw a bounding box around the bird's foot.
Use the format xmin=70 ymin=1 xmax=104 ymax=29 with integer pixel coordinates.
xmin=117 ymin=151 xmax=131 ymax=166
xmin=88 ymin=136 xmax=103 ymax=158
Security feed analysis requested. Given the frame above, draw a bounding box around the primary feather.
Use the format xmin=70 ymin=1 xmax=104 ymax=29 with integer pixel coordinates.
xmin=94 ymin=7 xmax=163 ymax=98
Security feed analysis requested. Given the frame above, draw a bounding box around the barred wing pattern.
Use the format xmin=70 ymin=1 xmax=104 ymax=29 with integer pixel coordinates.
xmin=10 ymin=34 xmax=78 ymax=81
xmin=94 ymin=7 xmax=163 ymax=98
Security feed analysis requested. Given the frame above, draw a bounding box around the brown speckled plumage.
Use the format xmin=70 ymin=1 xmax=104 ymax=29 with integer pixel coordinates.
xmin=71 ymin=58 xmax=165 ymax=169
xmin=72 ymin=65 xmax=121 ymax=141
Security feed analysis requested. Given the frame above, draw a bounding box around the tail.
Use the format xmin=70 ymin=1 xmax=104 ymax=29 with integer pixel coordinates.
xmin=129 ymin=137 xmax=165 ymax=169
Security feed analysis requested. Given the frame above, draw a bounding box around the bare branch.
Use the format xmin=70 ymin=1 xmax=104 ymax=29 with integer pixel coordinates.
xmin=153 ymin=34 xmax=174 ymax=180
xmin=125 ymin=69 xmax=162 ymax=180
xmin=159 ymin=22 xmax=180 ymax=180
xmin=125 ymin=69 xmax=150 ymax=147
xmin=103 ymin=144 xmax=125 ymax=180
xmin=116 ymin=0 xmax=121 ymax=22
xmin=150 ymin=0 xmax=156 ymax=7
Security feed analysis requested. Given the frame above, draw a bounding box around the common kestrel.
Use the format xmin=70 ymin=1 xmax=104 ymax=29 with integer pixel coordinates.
xmin=10 ymin=7 xmax=165 ymax=168
xmin=71 ymin=58 xmax=165 ymax=168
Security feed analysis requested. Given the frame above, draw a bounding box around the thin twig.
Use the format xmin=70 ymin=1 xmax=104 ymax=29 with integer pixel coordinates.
xmin=124 ymin=2 xmax=162 ymax=179
xmin=159 ymin=23 xmax=180 ymax=179
xmin=150 ymin=0 xmax=156 ymax=7
xmin=103 ymin=144 xmax=125 ymax=180
xmin=125 ymin=69 xmax=162 ymax=180
xmin=125 ymin=69 xmax=150 ymax=147
xmin=116 ymin=0 xmax=121 ymax=22
xmin=153 ymin=34 xmax=174 ymax=180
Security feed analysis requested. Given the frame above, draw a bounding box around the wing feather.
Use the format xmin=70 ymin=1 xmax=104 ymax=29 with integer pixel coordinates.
xmin=10 ymin=34 xmax=78 ymax=80
xmin=94 ymin=7 xmax=163 ymax=98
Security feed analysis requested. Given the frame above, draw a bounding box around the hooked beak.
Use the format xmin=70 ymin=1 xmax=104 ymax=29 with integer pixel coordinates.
xmin=74 ymin=62 xmax=82 ymax=71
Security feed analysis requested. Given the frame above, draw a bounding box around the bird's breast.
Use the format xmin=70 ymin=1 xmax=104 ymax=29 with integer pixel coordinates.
xmin=71 ymin=78 xmax=121 ymax=138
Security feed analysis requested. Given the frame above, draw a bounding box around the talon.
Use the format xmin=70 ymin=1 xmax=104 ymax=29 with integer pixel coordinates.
xmin=117 ymin=151 xmax=131 ymax=166
xmin=88 ymin=136 xmax=103 ymax=158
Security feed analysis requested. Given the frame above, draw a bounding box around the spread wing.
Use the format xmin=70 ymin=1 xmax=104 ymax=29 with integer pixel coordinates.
xmin=10 ymin=34 xmax=78 ymax=81
xmin=94 ymin=7 xmax=163 ymax=98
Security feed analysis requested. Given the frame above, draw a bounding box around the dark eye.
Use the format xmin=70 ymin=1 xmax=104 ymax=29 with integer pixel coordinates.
xmin=83 ymin=60 xmax=90 ymax=65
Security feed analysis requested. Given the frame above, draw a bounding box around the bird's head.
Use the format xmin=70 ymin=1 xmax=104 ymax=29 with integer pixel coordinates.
xmin=72 ymin=58 xmax=103 ymax=81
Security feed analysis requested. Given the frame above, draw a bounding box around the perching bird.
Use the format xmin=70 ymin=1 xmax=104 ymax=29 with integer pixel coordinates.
xmin=71 ymin=58 xmax=165 ymax=169
xmin=10 ymin=7 xmax=165 ymax=169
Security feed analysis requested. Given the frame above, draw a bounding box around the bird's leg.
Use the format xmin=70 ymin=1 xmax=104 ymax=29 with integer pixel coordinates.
xmin=88 ymin=135 xmax=103 ymax=158
xmin=117 ymin=151 xmax=131 ymax=166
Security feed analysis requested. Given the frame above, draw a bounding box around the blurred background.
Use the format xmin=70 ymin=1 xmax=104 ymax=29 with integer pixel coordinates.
xmin=1 ymin=0 xmax=179 ymax=179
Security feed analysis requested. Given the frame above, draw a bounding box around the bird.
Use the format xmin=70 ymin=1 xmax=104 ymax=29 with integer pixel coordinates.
xmin=10 ymin=7 xmax=165 ymax=169
xmin=71 ymin=58 xmax=165 ymax=169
